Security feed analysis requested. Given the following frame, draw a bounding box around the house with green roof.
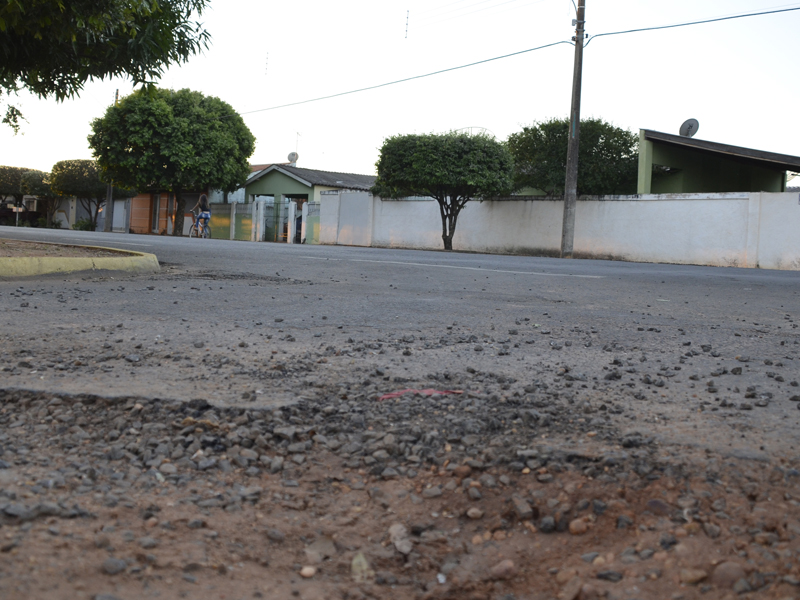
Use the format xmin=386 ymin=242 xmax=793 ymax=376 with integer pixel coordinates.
xmin=243 ymin=164 xmax=375 ymax=243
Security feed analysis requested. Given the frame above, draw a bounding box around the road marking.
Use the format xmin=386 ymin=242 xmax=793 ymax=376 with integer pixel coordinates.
xmin=298 ymin=256 xmax=604 ymax=279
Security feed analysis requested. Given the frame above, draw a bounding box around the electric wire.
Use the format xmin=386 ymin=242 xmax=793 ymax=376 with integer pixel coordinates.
xmin=235 ymin=5 xmax=800 ymax=119
xmin=585 ymin=5 xmax=800 ymax=46
xmin=236 ymin=40 xmax=572 ymax=118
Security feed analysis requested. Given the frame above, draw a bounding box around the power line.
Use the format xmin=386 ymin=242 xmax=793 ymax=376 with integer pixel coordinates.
xmin=235 ymin=5 xmax=800 ymax=119
xmin=585 ymin=5 xmax=800 ymax=46
xmin=237 ymin=40 xmax=572 ymax=118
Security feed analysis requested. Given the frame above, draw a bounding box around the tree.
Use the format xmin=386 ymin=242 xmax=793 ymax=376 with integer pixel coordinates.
xmin=0 ymin=0 xmax=210 ymax=133
xmin=49 ymin=160 xmax=108 ymax=230
xmin=0 ymin=165 xmax=31 ymax=205
xmin=372 ymin=133 xmax=514 ymax=250
xmin=506 ymin=118 xmax=639 ymax=196
xmin=20 ymin=170 xmax=63 ymax=227
xmin=88 ymin=87 xmax=256 ymax=236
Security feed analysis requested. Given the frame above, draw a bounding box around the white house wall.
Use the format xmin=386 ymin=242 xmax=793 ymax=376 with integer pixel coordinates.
xmin=337 ymin=192 xmax=373 ymax=246
xmin=573 ymin=195 xmax=751 ymax=268
xmin=755 ymin=192 xmax=800 ymax=270
xmin=319 ymin=191 xmax=800 ymax=270
xmin=318 ymin=192 xmax=340 ymax=245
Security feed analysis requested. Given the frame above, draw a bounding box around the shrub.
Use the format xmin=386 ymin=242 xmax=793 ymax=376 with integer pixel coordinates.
xmin=72 ymin=217 xmax=94 ymax=231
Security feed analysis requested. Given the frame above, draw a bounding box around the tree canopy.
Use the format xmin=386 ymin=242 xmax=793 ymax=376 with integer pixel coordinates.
xmin=88 ymin=87 xmax=255 ymax=235
xmin=0 ymin=165 xmax=32 ymax=204
xmin=506 ymin=118 xmax=639 ymax=196
xmin=0 ymin=0 xmax=210 ymax=132
xmin=20 ymin=169 xmax=64 ymax=226
xmin=49 ymin=159 xmax=108 ymax=229
xmin=372 ymin=132 xmax=513 ymax=250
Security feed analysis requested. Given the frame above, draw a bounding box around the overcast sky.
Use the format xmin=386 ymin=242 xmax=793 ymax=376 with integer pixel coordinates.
xmin=2 ymin=0 xmax=799 ymax=177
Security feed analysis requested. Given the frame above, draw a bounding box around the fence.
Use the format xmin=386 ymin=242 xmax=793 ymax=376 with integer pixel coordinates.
xmin=207 ymin=203 xmax=254 ymax=241
xmin=305 ymin=202 xmax=320 ymax=244
xmin=319 ymin=191 xmax=800 ymax=271
xmin=207 ymin=199 xmax=322 ymax=243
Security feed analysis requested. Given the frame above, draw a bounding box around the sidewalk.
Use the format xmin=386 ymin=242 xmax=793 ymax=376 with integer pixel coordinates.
xmin=0 ymin=238 xmax=159 ymax=277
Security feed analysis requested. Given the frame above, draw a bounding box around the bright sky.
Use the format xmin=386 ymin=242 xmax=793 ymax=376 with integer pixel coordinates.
xmin=2 ymin=0 xmax=799 ymax=177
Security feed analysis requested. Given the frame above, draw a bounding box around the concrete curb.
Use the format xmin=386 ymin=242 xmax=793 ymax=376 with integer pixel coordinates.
xmin=0 ymin=244 xmax=160 ymax=278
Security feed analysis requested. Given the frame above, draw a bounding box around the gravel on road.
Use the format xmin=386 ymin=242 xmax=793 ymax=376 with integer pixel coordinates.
xmin=0 ymin=258 xmax=798 ymax=600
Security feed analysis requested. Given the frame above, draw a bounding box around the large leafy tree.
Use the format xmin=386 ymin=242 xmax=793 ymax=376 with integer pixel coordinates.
xmin=20 ymin=169 xmax=63 ymax=226
xmin=372 ymin=133 xmax=514 ymax=250
xmin=507 ymin=118 xmax=639 ymax=196
xmin=0 ymin=0 xmax=210 ymax=132
xmin=88 ymin=87 xmax=255 ymax=235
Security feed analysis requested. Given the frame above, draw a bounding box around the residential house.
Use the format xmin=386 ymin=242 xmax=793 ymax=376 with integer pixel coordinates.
xmin=243 ymin=165 xmax=376 ymax=243
xmin=638 ymin=129 xmax=800 ymax=194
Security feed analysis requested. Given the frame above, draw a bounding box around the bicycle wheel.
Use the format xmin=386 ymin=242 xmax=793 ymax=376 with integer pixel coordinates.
xmin=203 ymin=225 xmax=211 ymax=239
xmin=189 ymin=224 xmax=198 ymax=238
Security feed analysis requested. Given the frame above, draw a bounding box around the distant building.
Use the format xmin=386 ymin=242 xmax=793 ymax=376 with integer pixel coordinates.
xmin=638 ymin=129 xmax=800 ymax=194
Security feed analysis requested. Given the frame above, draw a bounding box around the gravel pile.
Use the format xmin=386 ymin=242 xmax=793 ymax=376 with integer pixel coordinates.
xmin=2 ymin=387 xmax=800 ymax=600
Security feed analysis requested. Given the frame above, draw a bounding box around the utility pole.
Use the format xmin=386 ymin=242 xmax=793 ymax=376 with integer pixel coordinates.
xmin=560 ymin=0 xmax=586 ymax=258
xmin=103 ymin=89 xmax=119 ymax=233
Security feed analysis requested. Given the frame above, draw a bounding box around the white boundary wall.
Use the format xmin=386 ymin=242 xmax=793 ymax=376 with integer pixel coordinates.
xmin=319 ymin=191 xmax=800 ymax=270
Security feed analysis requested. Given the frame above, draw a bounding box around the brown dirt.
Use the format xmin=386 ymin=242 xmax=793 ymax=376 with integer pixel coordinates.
xmin=1 ymin=390 xmax=799 ymax=600
xmin=0 ymin=238 xmax=125 ymax=258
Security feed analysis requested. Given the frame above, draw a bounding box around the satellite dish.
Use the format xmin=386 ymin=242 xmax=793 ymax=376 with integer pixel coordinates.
xmin=287 ymin=152 xmax=299 ymax=164
xmin=679 ymin=119 xmax=699 ymax=138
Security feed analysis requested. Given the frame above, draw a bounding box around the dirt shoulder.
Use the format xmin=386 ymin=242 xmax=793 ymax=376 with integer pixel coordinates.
xmin=0 ymin=388 xmax=798 ymax=600
xmin=0 ymin=238 xmax=126 ymax=258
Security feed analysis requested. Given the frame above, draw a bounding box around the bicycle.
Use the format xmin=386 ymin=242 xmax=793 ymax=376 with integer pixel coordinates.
xmin=189 ymin=210 xmax=212 ymax=239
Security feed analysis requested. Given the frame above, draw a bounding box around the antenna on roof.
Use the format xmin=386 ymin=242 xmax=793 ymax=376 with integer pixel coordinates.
xmin=288 ymin=152 xmax=299 ymax=166
xmin=679 ymin=118 xmax=699 ymax=138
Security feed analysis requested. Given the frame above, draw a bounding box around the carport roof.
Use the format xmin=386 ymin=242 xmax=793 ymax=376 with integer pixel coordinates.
xmin=248 ymin=165 xmax=376 ymax=191
xmin=643 ymin=129 xmax=800 ymax=172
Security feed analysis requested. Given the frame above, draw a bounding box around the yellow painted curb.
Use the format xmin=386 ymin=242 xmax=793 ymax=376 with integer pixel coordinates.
xmin=0 ymin=244 xmax=159 ymax=278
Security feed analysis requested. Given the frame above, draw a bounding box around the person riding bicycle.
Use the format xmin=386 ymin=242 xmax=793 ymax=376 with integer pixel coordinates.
xmin=191 ymin=194 xmax=211 ymax=234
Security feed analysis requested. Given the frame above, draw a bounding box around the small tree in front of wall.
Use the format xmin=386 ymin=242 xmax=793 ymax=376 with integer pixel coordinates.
xmin=47 ymin=162 xmax=136 ymax=230
xmin=49 ymin=160 xmax=107 ymax=230
xmin=0 ymin=165 xmax=32 ymax=206
xmin=21 ymin=170 xmax=63 ymax=227
xmin=372 ymin=132 xmax=514 ymax=250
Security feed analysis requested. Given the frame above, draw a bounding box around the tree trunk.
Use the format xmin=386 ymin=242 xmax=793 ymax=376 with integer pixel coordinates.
xmin=78 ymin=198 xmax=100 ymax=230
xmin=172 ymin=188 xmax=185 ymax=236
xmin=90 ymin=198 xmax=101 ymax=230
xmin=46 ymin=198 xmax=58 ymax=227
xmin=437 ymin=195 xmax=460 ymax=251
xmin=223 ymin=190 xmax=229 ymax=205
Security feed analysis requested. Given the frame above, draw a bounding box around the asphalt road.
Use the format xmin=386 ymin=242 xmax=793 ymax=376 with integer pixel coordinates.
xmin=1 ymin=225 xmax=799 ymax=460
xmin=1 ymin=224 xmax=798 ymax=292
